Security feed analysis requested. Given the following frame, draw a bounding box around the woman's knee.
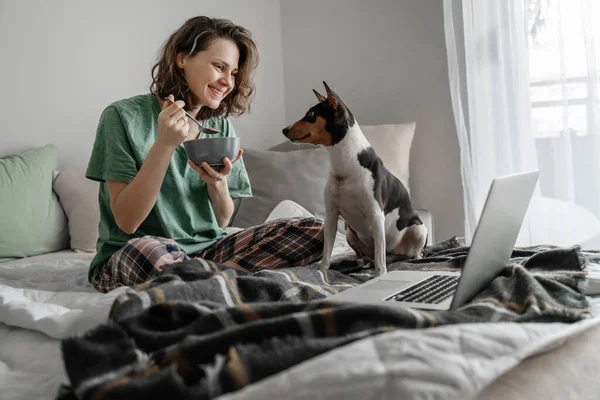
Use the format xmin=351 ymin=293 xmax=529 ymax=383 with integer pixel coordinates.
xmin=290 ymin=217 xmax=324 ymax=237
xmin=282 ymin=216 xmax=324 ymax=229
xmin=105 ymin=236 xmax=189 ymax=290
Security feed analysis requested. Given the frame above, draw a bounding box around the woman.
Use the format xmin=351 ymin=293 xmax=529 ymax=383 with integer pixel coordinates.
xmin=86 ymin=16 xmax=324 ymax=293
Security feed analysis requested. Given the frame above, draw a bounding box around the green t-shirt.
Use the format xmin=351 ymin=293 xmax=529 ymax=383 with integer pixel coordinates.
xmin=85 ymin=93 xmax=252 ymax=282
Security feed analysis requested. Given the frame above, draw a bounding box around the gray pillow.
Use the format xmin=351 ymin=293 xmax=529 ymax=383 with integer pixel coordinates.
xmin=232 ymin=147 xmax=330 ymax=228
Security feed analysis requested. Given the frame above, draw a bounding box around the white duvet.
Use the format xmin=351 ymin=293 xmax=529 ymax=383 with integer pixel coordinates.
xmin=2 ymin=202 xmax=600 ymax=400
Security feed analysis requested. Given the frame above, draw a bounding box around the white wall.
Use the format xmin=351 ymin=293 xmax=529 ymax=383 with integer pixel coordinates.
xmin=0 ymin=0 xmax=286 ymax=170
xmin=279 ymin=0 xmax=464 ymax=241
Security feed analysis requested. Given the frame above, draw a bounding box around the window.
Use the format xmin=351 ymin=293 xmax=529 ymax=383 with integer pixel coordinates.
xmin=528 ymin=0 xmax=599 ymax=138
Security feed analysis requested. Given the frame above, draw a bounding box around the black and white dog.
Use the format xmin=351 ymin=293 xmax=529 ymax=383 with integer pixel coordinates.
xmin=282 ymin=82 xmax=427 ymax=276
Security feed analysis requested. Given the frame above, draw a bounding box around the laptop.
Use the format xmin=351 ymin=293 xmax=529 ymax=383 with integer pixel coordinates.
xmin=326 ymin=170 xmax=540 ymax=311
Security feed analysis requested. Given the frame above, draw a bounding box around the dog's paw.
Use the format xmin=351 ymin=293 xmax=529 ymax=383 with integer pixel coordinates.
xmin=374 ymin=264 xmax=387 ymax=276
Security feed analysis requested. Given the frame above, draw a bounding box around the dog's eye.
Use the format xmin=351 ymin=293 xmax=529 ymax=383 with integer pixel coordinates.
xmin=306 ymin=111 xmax=314 ymax=118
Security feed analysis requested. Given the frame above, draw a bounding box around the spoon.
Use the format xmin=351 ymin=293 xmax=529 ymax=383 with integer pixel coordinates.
xmin=163 ymin=97 xmax=220 ymax=135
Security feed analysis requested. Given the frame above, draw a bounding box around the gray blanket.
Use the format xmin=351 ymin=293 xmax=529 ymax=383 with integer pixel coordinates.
xmin=56 ymin=238 xmax=595 ymax=400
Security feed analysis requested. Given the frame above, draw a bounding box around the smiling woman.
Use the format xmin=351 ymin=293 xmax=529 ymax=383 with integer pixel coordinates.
xmin=84 ymin=16 xmax=325 ymax=293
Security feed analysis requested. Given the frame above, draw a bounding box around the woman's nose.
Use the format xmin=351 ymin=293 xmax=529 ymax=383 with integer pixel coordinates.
xmin=220 ymin=74 xmax=234 ymax=90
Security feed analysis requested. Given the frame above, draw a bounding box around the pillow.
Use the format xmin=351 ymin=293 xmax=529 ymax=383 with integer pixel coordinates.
xmin=360 ymin=123 xmax=415 ymax=192
xmin=0 ymin=145 xmax=70 ymax=258
xmin=53 ymin=167 xmax=100 ymax=252
xmin=232 ymin=147 xmax=330 ymax=228
xmin=269 ymin=122 xmax=416 ymax=193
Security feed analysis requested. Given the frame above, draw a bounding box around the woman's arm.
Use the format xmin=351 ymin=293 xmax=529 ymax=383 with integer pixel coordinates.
xmin=106 ymin=143 xmax=176 ymax=234
xmin=107 ymin=96 xmax=189 ymax=234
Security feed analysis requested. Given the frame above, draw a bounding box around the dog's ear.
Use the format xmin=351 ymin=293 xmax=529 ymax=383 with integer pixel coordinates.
xmin=313 ymin=89 xmax=326 ymax=103
xmin=323 ymin=81 xmax=338 ymax=110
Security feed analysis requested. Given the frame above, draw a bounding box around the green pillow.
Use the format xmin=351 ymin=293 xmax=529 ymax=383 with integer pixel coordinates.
xmin=0 ymin=145 xmax=69 ymax=258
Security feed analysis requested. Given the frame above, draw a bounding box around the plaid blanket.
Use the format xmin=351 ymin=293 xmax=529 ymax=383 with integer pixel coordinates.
xmin=57 ymin=238 xmax=596 ymax=400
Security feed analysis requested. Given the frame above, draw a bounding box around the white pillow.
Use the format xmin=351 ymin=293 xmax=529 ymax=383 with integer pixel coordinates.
xmin=361 ymin=122 xmax=415 ymax=193
xmin=53 ymin=167 xmax=100 ymax=252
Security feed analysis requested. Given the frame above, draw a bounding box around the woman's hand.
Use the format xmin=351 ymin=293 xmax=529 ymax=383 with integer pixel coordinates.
xmin=188 ymin=148 xmax=244 ymax=185
xmin=156 ymin=94 xmax=189 ymax=150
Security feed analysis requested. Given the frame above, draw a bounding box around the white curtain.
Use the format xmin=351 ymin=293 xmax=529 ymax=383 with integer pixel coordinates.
xmin=443 ymin=0 xmax=600 ymax=248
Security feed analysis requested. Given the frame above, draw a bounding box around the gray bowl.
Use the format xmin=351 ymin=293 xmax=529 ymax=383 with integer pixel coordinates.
xmin=183 ymin=137 xmax=240 ymax=168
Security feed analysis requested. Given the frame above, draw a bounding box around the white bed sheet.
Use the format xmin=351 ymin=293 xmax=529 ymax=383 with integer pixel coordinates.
xmin=0 ymin=252 xmax=128 ymax=400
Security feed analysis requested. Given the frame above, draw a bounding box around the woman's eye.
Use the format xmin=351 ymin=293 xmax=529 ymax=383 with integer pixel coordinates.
xmin=215 ymin=64 xmax=224 ymax=71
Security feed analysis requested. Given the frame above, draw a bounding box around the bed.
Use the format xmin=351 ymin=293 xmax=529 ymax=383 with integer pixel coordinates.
xmin=3 ymin=125 xmax=600 ymax=399
xmin=3 ymin=236 xmax=600 ymax=400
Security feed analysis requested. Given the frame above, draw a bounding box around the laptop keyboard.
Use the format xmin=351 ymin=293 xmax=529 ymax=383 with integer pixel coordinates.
xmin=386 ymin=275 xmax=460 ymax=304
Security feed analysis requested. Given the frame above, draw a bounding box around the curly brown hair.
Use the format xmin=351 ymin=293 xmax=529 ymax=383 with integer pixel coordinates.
xmin=150 ymin=16 xmax=259 ymax=121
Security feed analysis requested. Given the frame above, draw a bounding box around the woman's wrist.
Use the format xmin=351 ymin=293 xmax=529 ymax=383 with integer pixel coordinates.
xmin=152 ymin=138 xmax=178 ymax=155
xmin=205 ymin=175 xmax=227 ymax=187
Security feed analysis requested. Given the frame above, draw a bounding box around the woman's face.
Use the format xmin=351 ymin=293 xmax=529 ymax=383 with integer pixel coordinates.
xmin=177 ymin=38 xmax=240 ymax=110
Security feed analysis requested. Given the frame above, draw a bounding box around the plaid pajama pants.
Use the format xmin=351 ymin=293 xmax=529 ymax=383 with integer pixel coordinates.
xmin=92 ymin=217 xmax=324 ymax=293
